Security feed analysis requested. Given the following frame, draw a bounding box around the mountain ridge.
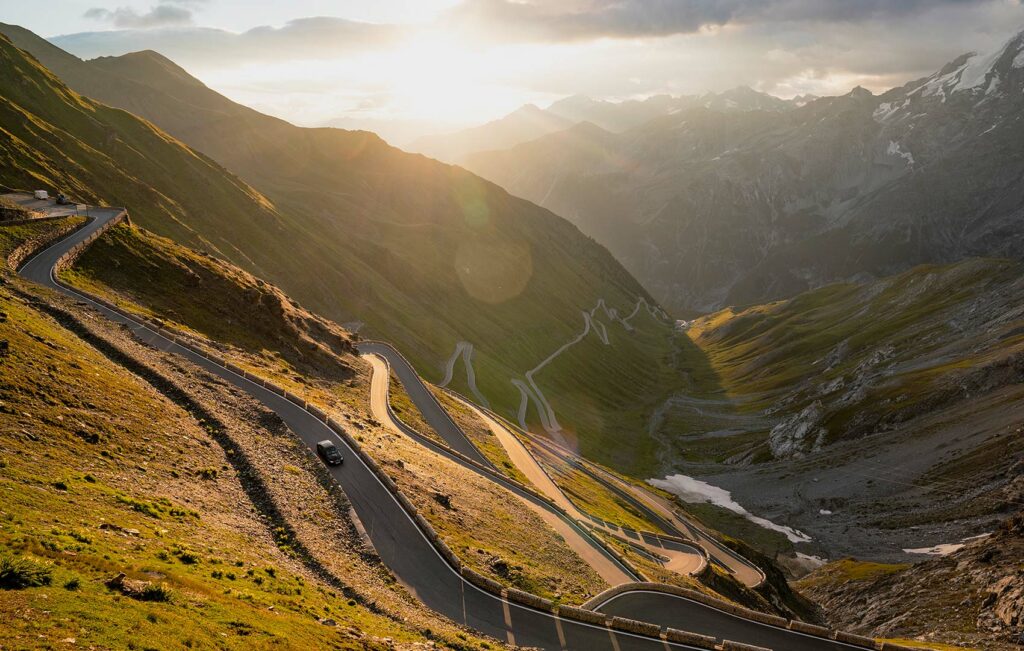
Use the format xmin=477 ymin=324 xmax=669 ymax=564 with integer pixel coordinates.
xmin=463 ymin=27 xmax=1024 ymax=314
xmin=410 ymin=86 xmax=806 ymax=163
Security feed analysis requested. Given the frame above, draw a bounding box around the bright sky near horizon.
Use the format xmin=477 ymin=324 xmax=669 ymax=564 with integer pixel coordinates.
xmin=7 ymin=0 xmax=1024 ymax=143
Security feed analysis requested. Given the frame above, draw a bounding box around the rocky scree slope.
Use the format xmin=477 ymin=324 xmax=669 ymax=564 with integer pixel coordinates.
xmin=466 ymin=29 xmax=1024 ymax=315
xmin=797 ymin=511 xmax=1024 ymax=650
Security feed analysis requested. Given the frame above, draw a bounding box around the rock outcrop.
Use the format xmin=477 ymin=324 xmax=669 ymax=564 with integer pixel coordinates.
xmin=798 ymin=512 xmax=1024 ymax=650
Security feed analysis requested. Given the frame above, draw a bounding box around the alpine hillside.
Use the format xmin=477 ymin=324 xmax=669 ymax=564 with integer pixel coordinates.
xmin=0 ymin=26 xmax=678 ymax=473
xmin=653 ymin=258 xmax=1024 ymax=570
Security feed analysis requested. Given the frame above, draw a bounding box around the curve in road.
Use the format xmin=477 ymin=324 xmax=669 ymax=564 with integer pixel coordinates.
xmin=444 ymin=392 xmax=706 ymax=577
xmin=16 ymin=210 xmax=875 ymax=651
xmin=360 ymin=341 xmax=490 ymax=466
xmin=532 ymin=434 xmax=766 ymax=588
xmin=593 ymin=591 xmax=859 ymax=651
xmin=438 ymin=340 xmax=490 ymax=408
xmin=445 ymin=383 xmax=765 ymax=589
xmin=365 ymin=352 xmax=635 ymax=585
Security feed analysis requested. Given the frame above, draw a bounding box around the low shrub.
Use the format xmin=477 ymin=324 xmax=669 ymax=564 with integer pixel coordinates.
xmin=0 ymin=555 xmax=53 ymax=589
xmin=139 ymin=583 xmax=172 ymax=602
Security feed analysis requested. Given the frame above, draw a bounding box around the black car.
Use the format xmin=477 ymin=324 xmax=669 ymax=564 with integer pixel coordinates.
xmin=316 ymin=440 xmax=344 ymax=466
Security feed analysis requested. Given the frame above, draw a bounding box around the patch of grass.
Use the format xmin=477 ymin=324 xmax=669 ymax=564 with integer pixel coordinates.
xmin=115 ymin=494 xmax=197 ymax=520
xmin=387 ymin=368 xmax=444 ymax=445
xmin=196 ymin=467 xmax=218 ymax=480
xmin=681 ymin=502 xmax=795 ymax=558
xmin=430 ymin=387 xmax=531 ymax=485
xmin=529 ymin=441 xmax=664 ymax=533
xmin=0 ymin=215 xmax=85 ymax=262
xmin=0 ymin=555 xmax=53 ymax=589
xmin=796 ymin=558 xmax=910 ymax=592
xmin=138 ymin=583 xmax=173 ymax=602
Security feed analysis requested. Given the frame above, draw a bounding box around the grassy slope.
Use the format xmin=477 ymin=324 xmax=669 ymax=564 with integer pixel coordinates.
xmin=387 ymin=368 xmax=445 ymax=446
xmin=0 ymin=217 xmax=85 ymax=261
xmin=60 ymin=222 xmax=609 ymax=604
xmin=0 ymin=28 xmax=679 ymax=466
xmin=527 ymin=441 xmax=663 ymax=532
xmin=0 ymin=281 xmax=464 ymax=649
xmin=0 ymin=36 xmax=291 ymax=275
xmin=670 ymin=259 xmax=1024 ymax=462
xmin=429 ymin=387 xmax=532 ymax=485
xmin=529 ymin=305 xmax=684 ymax=475
xmin=63 ymin=223 xmax=357 ymax=382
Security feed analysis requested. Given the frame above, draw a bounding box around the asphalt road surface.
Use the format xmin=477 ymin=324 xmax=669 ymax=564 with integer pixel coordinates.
xmin=362 ymin=352 xmax=636 ymax=585
xmin=16 ymin=210 xmax=874 ymax=651
xmin=360 ymin=341 xmax=491 ymax=466
xmin=595 ymin=591 xmax=857 ymax=651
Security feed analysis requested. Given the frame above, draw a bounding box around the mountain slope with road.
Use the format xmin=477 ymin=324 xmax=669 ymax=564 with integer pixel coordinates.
xmin=6 ymin=199 xmax=915 ymax=649
xmin=0 ymin=26 xmax=682 ymax=468
xmin=465 ymin=30 xmax=1024 ymax=315
xmin=0 ymin=221 xmax=498 ymax=650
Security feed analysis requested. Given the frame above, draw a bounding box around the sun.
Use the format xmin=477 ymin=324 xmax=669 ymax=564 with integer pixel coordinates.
xmin=205 ymin=27 xmax=560 ymax=127
xmin=382 ymin=33 xmax=488 ymax=121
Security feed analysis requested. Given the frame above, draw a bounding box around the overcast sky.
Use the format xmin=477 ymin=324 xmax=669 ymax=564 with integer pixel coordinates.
xmin=8 ymin=0 xmax=1024 ymax=142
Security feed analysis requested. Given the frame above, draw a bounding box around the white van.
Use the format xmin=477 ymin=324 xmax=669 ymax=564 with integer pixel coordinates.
xmin=33 ymin=190 xmax=49 ymax=200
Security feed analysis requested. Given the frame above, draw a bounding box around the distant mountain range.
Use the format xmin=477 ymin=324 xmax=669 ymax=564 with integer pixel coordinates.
xmin=462 ymin=30 xmax=1024 ymax=314
xmin=409 ymin=87 xmax=809 ymax=163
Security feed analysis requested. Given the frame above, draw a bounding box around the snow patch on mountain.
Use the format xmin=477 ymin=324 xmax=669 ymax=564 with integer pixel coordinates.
xmin=915 ymin=32 xmax=1024 ymax=101
xmin=650 ymin=474 xmax=812 ymax=543
xmin=887 ymin=140 xmax=915 ymax=166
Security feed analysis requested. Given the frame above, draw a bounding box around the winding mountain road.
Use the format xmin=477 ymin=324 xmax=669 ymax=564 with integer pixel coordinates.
xmin=364 ymin=352 xmax=635 ymax=585
xmin=525 ymin=433 xmax=766 ymax=588
xmin=439 ymin=390 xmax=706 ymax=578
xmin=15 ymin=210 xmax=876 ymax=651
xmin=361 ymin=341 xmax=490 ymax=466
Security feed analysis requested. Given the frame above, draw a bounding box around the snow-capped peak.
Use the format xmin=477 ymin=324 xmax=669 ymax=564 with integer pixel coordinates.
xmin=913 ymin=28 xmax=1024 ymax=101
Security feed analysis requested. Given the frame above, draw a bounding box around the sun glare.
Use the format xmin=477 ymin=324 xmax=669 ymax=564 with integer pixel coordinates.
xmin=211 ymin=30 xmax=557 ymax=127
xmin=381 ymin=34 xmax=489 ymax=121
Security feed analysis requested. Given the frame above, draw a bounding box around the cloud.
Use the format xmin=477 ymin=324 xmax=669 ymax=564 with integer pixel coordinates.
xmin=445 ymin=0 xmax=1004 ymax=43
xmin=465 ymin=0 xmax=1024 ymax=101
xmin=84 ymin=2 xmax=196 ymax=29
xmin=54 ymin=16 xmax=405 ymax=66
xmin=46 ymin=0 xmax=1024 ymax=131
